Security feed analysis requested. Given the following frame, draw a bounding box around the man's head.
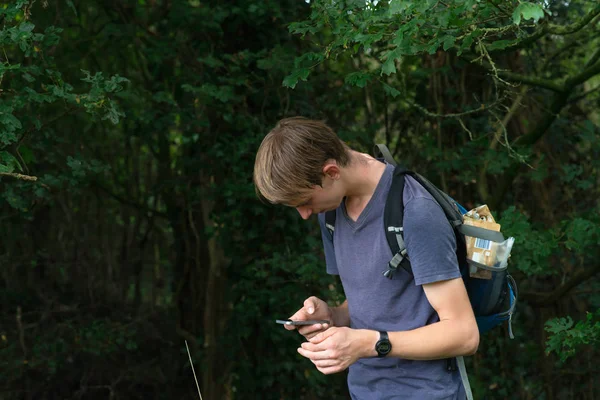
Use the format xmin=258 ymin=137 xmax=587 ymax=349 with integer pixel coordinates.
xmin=253 ymin=117 xmax=351 ymax=216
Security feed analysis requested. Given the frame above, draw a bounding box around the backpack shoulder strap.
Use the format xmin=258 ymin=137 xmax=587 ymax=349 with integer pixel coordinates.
xmin=373 ymin=144 xmax=397 ymax=166
xmin=382 ymin=165 xmax=413 ymax=278
xmin=324 ymin=210 xmax=336 ymax=241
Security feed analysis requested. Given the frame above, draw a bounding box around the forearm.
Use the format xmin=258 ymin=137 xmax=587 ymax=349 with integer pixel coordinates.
xmin=361 ymin=318 xmax=479 ymax=360
xmin=330 ymin=300 xmax=351 ymax=327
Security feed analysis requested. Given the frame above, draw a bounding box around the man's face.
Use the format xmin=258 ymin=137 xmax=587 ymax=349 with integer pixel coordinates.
xmin=294 ymin=175 xmax=344 ymax=220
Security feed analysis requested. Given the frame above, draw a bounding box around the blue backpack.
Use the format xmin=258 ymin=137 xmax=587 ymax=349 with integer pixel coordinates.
xmin=324 ymin=144 xmax=517 ymax=400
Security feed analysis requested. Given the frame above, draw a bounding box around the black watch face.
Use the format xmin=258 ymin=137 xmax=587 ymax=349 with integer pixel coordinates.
xmin=377 ymin=340 xmax=391 ymax=355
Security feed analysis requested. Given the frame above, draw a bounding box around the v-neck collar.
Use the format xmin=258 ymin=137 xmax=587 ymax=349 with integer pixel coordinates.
xmin=341 ymin=163 xmax=392 ymax=230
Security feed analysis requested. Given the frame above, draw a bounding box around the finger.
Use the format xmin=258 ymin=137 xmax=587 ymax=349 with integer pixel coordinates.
xmin=287 ymin=303 xmax=313 ymax=327
xmin=313 ymin=359 xmax=339 ymax=368
xmin=316 ymin=366 xmax=342 ymax=375
xmin=303 ymin=330 xmax=323 ymax=340
xmin=299 ymin=347 xmax=334 ymax=361
xmin=288 ymin=308 xmax=308 ymax=321
xmin=300 ymin=340 xmax=328 ymax=353
xmin=297 ymin=323 xmax=328 ymax=336
xmin=309 ymin=327 xmax=337 ymax=344
xmin=297 ymin=347 xmax=331 ymax=362
xmin=303 ymin=296 xmax=319 ymax=315
xmin=297 ymin=347 xmax=313 ymax=360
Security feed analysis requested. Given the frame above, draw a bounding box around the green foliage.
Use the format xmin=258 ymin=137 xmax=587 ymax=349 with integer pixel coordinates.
xmin=0 ymin=0 xmax=599 ymax=398
xmin=283 ymin=67 xmax=311 ymax=89
xmin=0 ymin=151 xmax=21 ymax=173
xmin=512 ymin=2 xmax=545 ymax=25
xmin=226 ymin=224 xmax=348 ymax=397
xmin=498 ymin=207 xmax=560 ymax=276
xmin=563 ymin=217 xmax=600 ymax=253
xmin=345 ymin=71 xmax=373 ymax=88
xmin=499 ymin=207 xmax=600 ymax=276
xmin=0 ymin=1 xmax=126 ymax=182
xmin=285 ymin=0 xmax=551 ymax=94
xmin=545 ymin=310 xmax=600 ymax=363
xmin=79 ymin=71 xmax=129 ymax=123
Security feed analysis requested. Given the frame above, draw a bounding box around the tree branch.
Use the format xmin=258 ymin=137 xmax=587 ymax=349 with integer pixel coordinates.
xmin=460 ymin=53 xmax=564 ymax=92
xmin=491 ymin=4 xmax=600 ymax=54
xmin=497 ymin=70 xmax=564 ymax=92
xmin=0 ymin=172 xmax=38 ymax=181
xmin=565 ymin=62 xmax=600 ymax=88
xmin=568 ymin=85 xmax=600 ymax=105
xmin=404 ymin=95 xmax=505 ymax=118
xmin=478 ymin=87 xmax=526 ymax=203
xmin=542 ymin=30 xmax=600 ymax=71
xmin=490 ymin=92 xmax=569 ymax=210
xmin=491 ymin=26 xmax=547 ymax=54
xmin=522 ymin=264 xmax=600 ymax=307
xmin=547 ymin=4 xmax=600 ymax=35
xmin=489 ymin=58 xmax=600 ymax=208
xmin=584 ymin=48 xmax=600 ymax=69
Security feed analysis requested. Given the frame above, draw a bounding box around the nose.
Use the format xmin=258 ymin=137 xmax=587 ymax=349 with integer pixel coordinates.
xmin=296 ymin=206 xmax=312 ymax=220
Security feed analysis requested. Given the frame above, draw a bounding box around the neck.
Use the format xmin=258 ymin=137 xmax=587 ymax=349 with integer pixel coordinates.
xmin=342 ymin=151 xmax=387 ymax=207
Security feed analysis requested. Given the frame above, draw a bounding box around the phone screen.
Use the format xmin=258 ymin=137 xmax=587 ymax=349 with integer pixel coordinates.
xmin=275 ymin=319 xmax=330 ymax=326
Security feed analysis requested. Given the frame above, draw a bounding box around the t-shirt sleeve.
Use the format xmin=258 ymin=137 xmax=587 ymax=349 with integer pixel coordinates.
xmin=403 ymin=197 xmax=461 ymax=285
xmin=318 ymin=213 xmax=339 ymax=275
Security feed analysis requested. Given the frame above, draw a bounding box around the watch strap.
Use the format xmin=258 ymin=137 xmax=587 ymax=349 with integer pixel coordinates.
xmin=375 ymin=330 xmax=391 ymax=357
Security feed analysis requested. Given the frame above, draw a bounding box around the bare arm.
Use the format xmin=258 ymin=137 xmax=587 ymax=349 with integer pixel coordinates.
xmin=364 ymin=277 xmax=479 ymax=359
xmin=298 ymin=277 xmax=480 ymax=374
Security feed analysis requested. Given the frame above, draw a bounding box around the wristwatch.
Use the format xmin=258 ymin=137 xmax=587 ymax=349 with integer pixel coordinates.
xmin=375 ymin=331 xmax=392 ymax=357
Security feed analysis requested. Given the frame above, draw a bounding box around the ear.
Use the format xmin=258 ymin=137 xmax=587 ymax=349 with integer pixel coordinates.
xmin=322 ymin=160 xmax=341 ymax=180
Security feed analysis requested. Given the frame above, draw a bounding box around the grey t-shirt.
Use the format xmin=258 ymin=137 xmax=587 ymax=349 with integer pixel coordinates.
xmin=317 ymin=163 xmax=465 ymax=399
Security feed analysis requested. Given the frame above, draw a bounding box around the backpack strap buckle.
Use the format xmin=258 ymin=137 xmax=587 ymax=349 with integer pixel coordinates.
xmin=383 ymin=248 xmax=409 ymax=279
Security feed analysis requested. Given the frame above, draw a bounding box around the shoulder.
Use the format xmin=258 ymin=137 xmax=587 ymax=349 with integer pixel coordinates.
xmin=402 ymin=175 xmax=435 ymax=205
xmin=402 ymin=175 xmax=447 ymax=223
xmin=402 ymin=193 xmax=459 ymax=284
xmin=401 ymin=176 xmax=456 ymax=251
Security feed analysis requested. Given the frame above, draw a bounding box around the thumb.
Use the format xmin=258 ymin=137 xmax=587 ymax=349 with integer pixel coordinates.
xmin=303 ymin=297 xmax=318 ymax=315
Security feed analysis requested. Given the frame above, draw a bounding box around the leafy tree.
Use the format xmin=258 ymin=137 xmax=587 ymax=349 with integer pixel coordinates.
xmin=1 ymin=0 xmax=599 ymax=399
xmin=284 ymin=0 xmax=600 ymax=398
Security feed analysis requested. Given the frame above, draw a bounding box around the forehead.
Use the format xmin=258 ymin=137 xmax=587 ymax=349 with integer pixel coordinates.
xmin=285 ymin=195 xmax=312 ymax=208
xmin=283 ymin=188 xmax=316 ymax=207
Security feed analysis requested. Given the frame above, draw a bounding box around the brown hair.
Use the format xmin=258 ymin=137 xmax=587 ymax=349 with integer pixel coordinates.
xmin=253 ymin=117 xmax=351 ymax=205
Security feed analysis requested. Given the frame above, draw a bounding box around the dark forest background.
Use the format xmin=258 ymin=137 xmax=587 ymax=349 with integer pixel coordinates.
xmin=1 ymin=1 xmax=599 ymax=399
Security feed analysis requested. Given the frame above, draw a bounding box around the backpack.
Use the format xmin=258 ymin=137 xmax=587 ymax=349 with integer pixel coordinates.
xmin=324 ymin=144 xmax=517 ymax=400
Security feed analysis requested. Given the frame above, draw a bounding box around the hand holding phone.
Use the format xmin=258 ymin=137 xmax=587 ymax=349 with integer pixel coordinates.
xmin=280 ymin=296 xmax=333 ymax=339
xmin=275 ymin=319 xmax=330 ymax=326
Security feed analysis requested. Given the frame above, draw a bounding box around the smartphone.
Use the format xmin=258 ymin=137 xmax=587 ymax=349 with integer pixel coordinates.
xmin=275 ymin=319 xmax=330 ymax=326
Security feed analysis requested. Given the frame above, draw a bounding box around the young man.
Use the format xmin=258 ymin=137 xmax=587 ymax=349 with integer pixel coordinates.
xmin=254 ymin=117 xmax=479 ymax=399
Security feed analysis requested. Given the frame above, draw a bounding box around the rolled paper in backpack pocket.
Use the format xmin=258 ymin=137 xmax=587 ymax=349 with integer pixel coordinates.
xmin=463 ymin=205 xmax=514 ymax=279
